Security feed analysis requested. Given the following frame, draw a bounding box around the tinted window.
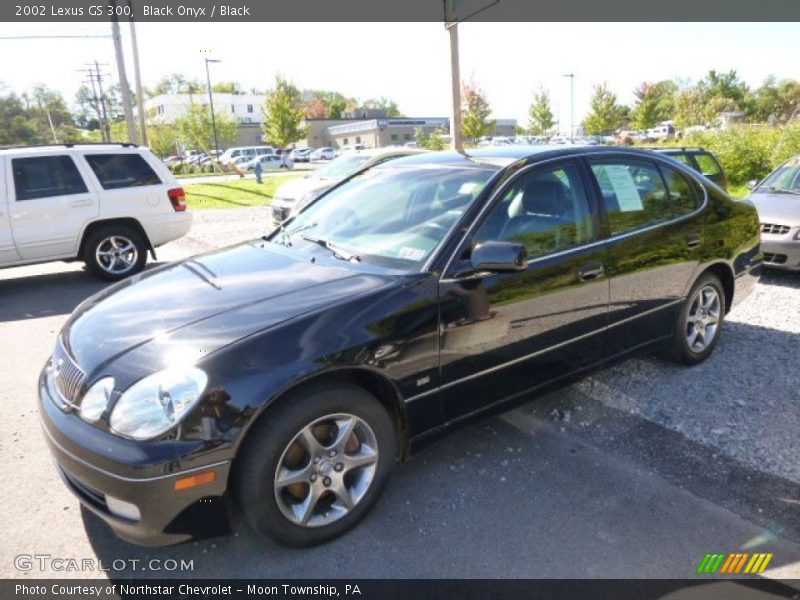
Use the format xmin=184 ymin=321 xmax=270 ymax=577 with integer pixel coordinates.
xmin=475 ymin=163 xmax=594 ymax=257
xmin=85 ymin=154 xmax=161 ymax=190
xmin=590 ymin=159 xmax=670 ymax=235
xmin=661 ymin=166 xmax=701 ymax=216
xmin=12 ymin=155 xmax=88 ymax=201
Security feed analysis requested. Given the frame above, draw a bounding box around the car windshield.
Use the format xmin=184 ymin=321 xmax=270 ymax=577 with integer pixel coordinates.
xmin=311 ymin=154 xmax=371 ymax=181
xmin=758 ymin=159 xmax=800 ymax=194
xmin=271 ymin=165 xmax=497 ymax=270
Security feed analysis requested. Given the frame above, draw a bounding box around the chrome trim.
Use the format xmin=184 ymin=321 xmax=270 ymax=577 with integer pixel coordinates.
xmin=41 ymin=423 xmax=229 ymax=483
xmin=405 ymin=298 xmax=682 ymax=403
xmin=437 ymin=152 xmax=709 ymax=279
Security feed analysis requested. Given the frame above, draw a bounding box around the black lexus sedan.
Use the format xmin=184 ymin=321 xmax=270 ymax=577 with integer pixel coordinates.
xmin=39 ymin=146 xmax=762 ymax=547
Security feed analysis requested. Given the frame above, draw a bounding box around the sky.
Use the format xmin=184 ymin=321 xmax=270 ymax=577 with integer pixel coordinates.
xmin=0 ymin=22 xmax=798 ymax=133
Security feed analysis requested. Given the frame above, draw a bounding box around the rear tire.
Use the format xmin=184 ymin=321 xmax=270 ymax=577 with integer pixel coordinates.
xmin=666 ymin=273 xmax=725 ymax=365
xmin=234 ymin=384 xmax=396 ymax=547
xmin=82 ymin=225 xmax=148 ymax=281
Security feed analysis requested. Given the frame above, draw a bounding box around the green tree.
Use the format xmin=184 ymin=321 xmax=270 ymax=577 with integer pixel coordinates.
xmin=361 ymin=97 xmax=403 ymax=117
xmin=527 ymin=89 xmax=555 ymax=135
xmin=145 ymin=123 xmax=181 ymax=158
xmin=415 ymin=127 xmax=446 ymax=150
xmin=0 ymin=86 xmax=38 ymax=145
xmin=174 ymin=103 xmax=238 ymax=153
xmin=212 ymin=81 xmax=245 ymax=95
xmin=262 ymin=75 xmax=307 ymax=148
xmin=583 ymin=83 xmax=626 ymax=135
xmin=461 ymin=81 xmax=494 ymax=142
xmin=630 ymin=81 xmax=677 ymax=131
xmin=673 ymin=87 xmax=708 ymax=128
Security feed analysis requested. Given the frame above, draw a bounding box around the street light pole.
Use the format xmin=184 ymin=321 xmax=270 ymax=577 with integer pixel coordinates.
xmin=204 ymin=58 xmax=221 ymax=160
xmin=110 ymin=0 xmax=137 ymax=144
xmin=563 ymin=73 xmax=574 ymax=144
xmin=447 ymin=21 xmax=464 ymax=153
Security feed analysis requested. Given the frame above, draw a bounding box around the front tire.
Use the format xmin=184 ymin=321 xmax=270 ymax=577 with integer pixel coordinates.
xmin=82 ymin=225 xmax=148 ymax=281
xmin=666 ymin=273 xmax=725 ymax=365
xmin=234 ymin=384 xmax=396 ymax=547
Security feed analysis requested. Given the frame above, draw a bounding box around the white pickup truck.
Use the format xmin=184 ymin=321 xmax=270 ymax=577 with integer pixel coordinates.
xmin=0 ymin=143 xmax=192 ymax=280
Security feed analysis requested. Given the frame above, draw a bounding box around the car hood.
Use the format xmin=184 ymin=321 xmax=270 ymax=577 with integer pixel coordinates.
xmin=748 ymin=192 xmax=800 ymax=225
xmin=62 ymin=242 xmax=397 ymax=377
xmin=275 ymin=176 xmax=332 ymax=202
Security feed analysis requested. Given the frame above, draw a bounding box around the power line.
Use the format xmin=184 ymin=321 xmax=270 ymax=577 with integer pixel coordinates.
xmin=0 ymin=35 xmax=111 ymax=40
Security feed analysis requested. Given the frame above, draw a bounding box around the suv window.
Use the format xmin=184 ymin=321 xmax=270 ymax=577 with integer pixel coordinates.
xmin=589 ymin=159 xmax=671 ymax=235
xmin=475 ymin=162 xmax=594 ymax=258
xmin=85 ymin=154 xmax=161 ymax=190
xmin=693 ymin=153 xmax=722 ymax=178
xmin=12 ymin=155 xmax=88 ymax=201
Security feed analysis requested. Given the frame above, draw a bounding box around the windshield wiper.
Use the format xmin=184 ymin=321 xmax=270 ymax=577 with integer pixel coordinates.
xmin=266 ymin=222 xmax=317 ymax=246
xmin=766 ymin=187 xmax=800 ymax=195
xmin=300 ymin=235 xmax=361 ymax=262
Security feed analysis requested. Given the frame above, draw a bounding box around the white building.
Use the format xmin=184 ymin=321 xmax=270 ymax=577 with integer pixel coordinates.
xmin=144 ymin=93 xmax=265 ymax=125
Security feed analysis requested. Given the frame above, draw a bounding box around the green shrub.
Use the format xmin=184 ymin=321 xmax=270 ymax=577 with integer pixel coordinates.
xmin=771 ymin=120 xmax=800 ymax=167
xmin=682 ymin=125 xmax=780 ymax=185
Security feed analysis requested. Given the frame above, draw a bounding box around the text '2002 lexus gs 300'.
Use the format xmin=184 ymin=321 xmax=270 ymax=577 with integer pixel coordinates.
xmin=39 ymin=146 xmax=761 ymax=547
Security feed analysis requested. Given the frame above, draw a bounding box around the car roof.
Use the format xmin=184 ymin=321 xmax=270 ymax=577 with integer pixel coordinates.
xmin=382 ymin=145 xmax=681 ymax=169
xmin=0 ymin=143 xmax=142 ymax=156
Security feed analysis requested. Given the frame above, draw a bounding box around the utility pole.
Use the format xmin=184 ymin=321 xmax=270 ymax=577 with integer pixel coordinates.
xmin=446 ymin=21 xmax=464 ymax=153
xmin=110 ymin=0 xmax=137 ymax=144
xmin=94 ymin=62 xmax=112 ymax=142
xmin=79 ymin=61 xmax=111 ymax=142
xmin=563 ymin=73 xmax=575 ymax=144
xmin=205 ymin=58 xmax=221 ymax=159
xmin=127 ymin=0 xmax=147 ymax=145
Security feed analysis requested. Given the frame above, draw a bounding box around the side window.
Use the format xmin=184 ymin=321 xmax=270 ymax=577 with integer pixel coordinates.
xmin=12 ymin=156 xmax=88 ymax=201
xmin=589 ymin=159 xmax=670 ymax=235
xmin=694 ymin=153 xmax=722 ymax=178
xmin=85 ymin=154 xmax=161 ymax=190
xmin=475 ymin=162 xmax=594 ymax=258
xmin=660 ymin=166 xmax=701 ymax=216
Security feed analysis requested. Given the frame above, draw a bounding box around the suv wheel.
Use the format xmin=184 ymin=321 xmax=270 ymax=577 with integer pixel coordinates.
xmin=667 ymin=273 xmax=725 ymax=365
xmin=234 ymin=384 xmax=396 ymax=547
xmin=83 ymin=226 xmax=148 ymax=281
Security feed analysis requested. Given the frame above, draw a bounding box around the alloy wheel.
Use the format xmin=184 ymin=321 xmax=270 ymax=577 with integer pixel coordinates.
xmin=95 ymin=235 xmax=138 ymax=275
xmin=273 ymin=413 xmax=379 ymax=528
xmin=685 ymin=285 xmax=721 ymax=353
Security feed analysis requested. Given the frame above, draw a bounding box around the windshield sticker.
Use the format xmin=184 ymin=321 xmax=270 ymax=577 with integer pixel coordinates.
xmin=398 ymin=247 xmax=425 ymax=261
xmin=603 ymin=165 xmax=644 ymax=212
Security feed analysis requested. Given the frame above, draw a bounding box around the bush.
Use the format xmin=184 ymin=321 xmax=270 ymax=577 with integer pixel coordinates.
xmin=771 ymin=120 xmax=800 ymax=167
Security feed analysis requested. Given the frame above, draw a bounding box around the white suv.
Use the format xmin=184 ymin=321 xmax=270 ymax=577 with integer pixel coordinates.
xmin=0 ymin=143 xmax=192 ymax=281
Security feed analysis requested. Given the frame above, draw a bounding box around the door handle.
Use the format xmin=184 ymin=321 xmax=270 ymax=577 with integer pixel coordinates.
xmin=686 ymin=233 xmax=702 ymax=248
xmin=578 ymin=262 xmax=605 ymax=282
xmin=68 ymin=199 xmax=93 ymax=208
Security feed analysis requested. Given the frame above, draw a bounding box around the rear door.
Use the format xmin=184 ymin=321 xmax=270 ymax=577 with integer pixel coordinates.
xmin=81 ymin=151 xmax=167 ymax=219
xmin=439 ymin=159 xmax=609 ymax=421
xmin=7 ymin=153 xmax=98 ymax=260
xmin=0 ymin=159 xmax=21 ymax=264
xmin=585 ymin=155 xmax=705 ymax=354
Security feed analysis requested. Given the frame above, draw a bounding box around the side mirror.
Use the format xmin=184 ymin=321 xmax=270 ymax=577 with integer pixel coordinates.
xmin=747 ymin=179 xmax=759 ymax=191
xmin=470 ymin=241 xmax=528 ymax=272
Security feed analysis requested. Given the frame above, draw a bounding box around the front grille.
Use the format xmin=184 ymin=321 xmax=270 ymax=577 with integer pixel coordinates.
xmin=761 ymin=223 xmax=790 ymax=235
xmin=60 ymin=467 xmax=107 ymax=511
xmin=48 ymin=338 xmax=86 ymax=409
xmin=272 ymin=205 xmax=290 ymax=222
xmin=763 ymin=252 xmax=788 ymax=264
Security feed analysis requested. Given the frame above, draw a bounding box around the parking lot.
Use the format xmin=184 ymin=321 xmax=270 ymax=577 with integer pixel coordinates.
xmin=1 ymin=206 xmax=798 ymax=579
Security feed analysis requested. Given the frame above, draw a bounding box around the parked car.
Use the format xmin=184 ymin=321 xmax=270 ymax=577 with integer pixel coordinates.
xmin=290 ymin=148 xmax=314 ymax=162
xmin=652 ymin=147 xmax=727 ymax=188
xmin=337 ymin=144 xmax=365 ymax=156
xmin=647 ymin=124 xmax=676 ymax=141
xmin=0 ymin=143 xmax=191 ymax=281
xmin=39 ymin=146 xmax=761 ymax=548
xmin=243 ymin=154 xmax=294 ymax=171
xmin=271 ymin=147 xmax=425 ymax=223
xmin=746 ymin=155 xmax=800 ymax=270
xmin=310 ymin=147 xmax=335 ymax=161
xmin=218 ymin=146 xmax=276 ymax=165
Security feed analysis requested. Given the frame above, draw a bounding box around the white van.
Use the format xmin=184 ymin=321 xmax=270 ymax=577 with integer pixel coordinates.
xmin=0 ymin=143 xmax=192 ymax=280
xmin=219 ymin=146 xmax=276 ymax=165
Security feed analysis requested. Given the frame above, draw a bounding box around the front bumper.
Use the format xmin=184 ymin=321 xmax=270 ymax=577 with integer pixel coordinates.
xmin=39 ymin=373 xmax=230 ymax=547
xmin=761 ymin=235 xmax=800 ymax=271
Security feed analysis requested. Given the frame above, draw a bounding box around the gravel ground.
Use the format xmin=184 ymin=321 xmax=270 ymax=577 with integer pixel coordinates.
xmin=165 ymin=207 xmax=800 ymax=483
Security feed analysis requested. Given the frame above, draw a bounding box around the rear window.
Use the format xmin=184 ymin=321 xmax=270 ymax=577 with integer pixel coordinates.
xmin=85 ymin=153 xmax=161 ymax=190
xmin=693 ymin=153 xmax=722 ymax=177
xmin=12 ymin=155 xmax=88 ymax=201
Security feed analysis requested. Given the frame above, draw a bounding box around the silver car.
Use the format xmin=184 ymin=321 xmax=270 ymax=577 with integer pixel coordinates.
xmin=748 ymin=156 xmax=800 ymax=270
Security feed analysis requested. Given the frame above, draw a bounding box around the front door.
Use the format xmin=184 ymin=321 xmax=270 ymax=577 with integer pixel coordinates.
xmin=439 ymin=160 xmax=609 ymax=422
xmin=0 ymin=164 xmax=20 ymax=264
xmin=7 ymin=154 xmax=98 ymax=260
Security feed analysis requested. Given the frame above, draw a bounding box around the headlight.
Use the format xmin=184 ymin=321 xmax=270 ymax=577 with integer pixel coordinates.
xmin=109 ymin=368 xmax=208 ymax=440
xmin=79 ymin=377 xmax=114 ymax=423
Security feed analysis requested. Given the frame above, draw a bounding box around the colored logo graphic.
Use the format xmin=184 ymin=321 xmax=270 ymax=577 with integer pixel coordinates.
xmin=696 ymin=552 xmax=773 ymax=574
